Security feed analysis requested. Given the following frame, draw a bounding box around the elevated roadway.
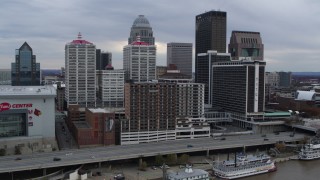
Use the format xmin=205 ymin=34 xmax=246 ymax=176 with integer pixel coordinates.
xmin=0 ymin=132 xmax=304 ymax=173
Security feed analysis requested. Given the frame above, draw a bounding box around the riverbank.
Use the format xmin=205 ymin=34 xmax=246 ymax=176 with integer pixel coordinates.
xmin=85 ymin=152 xmax=304 ymax=180
xmin=86 ymin=156 xmax=215 ymax=180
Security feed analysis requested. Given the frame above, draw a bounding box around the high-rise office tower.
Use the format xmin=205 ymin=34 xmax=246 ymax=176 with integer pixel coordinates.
xmin=278 ymin=71 xmax=292 ymax=87
xmin=229 ymin=31 xmax=264 ymax=60
xmin=96 ymin=65 xmax=125 ymax=108
xmin=96 ymin=49 xmax=112 ymax=70
xmin=195 ymin=10 xmax=227 ymax=82
xmin=11 ymin=42 xmax=40 ymax=86
xmin=265 ymin=72 xmax=280 ymax=87
xmin=128 ymin=15 xmax=155 ymax=45
xmin=212 ymin=60 xmax=266 ymax=117
xmin=65 ymin=33 xmax=96 ymax=108
xmin=123 ymin=38 xmax=156 ymax=82
xmin=0 ymin=69 xmax=11 ymax=85
xmin=197 ymin=50 xmax=230 ymax=105
xmin=167 ymin=43 xmax=193 ymax=78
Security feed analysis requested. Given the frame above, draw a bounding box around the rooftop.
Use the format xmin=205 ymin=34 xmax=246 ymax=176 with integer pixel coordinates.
xmin=167 ymin=168 xmax=208 ymax=179
xmin=73 ymin=121 xmax=91 ymax=129
xmin=132 ymin=15 xmax=151 ymax=28
xmin=0 ymin=85 xmax=56 ymax=96
xmin=130 ymin=41 xmax=149 ymax=45
xmin=88 ymin=107 xmax=125 ymax=113
xmin=264 ymin=112 xmax=292 ymax=117
xmin=68 ymin=32 xmax=93 ymax=45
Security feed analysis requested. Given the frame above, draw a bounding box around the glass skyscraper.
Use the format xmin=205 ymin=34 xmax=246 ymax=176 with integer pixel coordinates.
xmin=195 ymin=11 xmax=227 ymax=83
xmin=11 ymin=42 xmax=40 ymax=86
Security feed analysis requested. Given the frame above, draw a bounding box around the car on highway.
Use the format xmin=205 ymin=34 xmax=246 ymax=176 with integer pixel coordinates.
xmin=151 ymin=166 xmax=157 ymax=170
xmin=15 ymin=157 xmax=22 ymax=161
xmin=53 ymin=157 xmax=61 ymax=161
xmin=187 ymin=144 xmax=193 ymax=148
xmin=220 ymin=137 xmax=226 ymax=140
xmin=264 ymin=138 xmax=269 ymax=141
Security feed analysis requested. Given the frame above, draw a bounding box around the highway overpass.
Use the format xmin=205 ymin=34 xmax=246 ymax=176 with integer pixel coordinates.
xmin=0 ymin=132 xmax=305 ymax=174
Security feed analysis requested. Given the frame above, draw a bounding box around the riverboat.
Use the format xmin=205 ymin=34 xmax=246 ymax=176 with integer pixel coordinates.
xmin=212 ymin=153 xmax=276 ymax=179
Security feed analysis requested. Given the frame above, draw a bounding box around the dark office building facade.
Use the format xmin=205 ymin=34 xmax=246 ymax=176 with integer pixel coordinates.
xmin=212 ymin=60 xmax=266 ymax=115
xmin=96 ymin=49 xmax=112 ymax=70
xmin=279 ymin=71 xmax=292 ymax=87
xmin=229 ymin=31 xmax=264 ymax=60
xmin=195 ymin=11 xmax=227 ymax=82
xmin=197 ymin=50 xmax=230 ymax=105
xmin=11 ymin=42 xmax=40 ymax=86
xmin=167 ymin=42 xmax=193 ymax=78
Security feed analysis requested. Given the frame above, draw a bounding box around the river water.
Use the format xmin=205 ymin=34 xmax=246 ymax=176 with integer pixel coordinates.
xmin=241 ymin=159 xmax=320 ymax=180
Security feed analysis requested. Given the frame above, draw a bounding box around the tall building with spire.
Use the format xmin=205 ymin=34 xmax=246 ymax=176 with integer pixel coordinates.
xmin=65 ymin=33 xmax=96 ymax=108
xmin=11 ymin=42 xmax=40 ymax=86
xmin=195 ymin=10 xmax=227 ymax=83
xmin=128 ymin=15 xmax=155 ymax=45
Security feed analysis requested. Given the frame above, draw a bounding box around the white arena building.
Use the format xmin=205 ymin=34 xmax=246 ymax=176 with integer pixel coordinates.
xmin=0 ymin=86 xmax=57 ymax=154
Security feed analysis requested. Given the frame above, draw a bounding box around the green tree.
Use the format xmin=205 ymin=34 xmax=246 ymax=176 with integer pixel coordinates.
xmin=0 ymin=149 xmax=6 ymax=156
xmin=275 ymin=143 xmax=286 ymax=152
xmin=166 ymin=154 xmax=178 ymax=165
xmin=138 ymin=158 xmax=147 ymax=171
xmin=155 ymin=155 xmax=164 ymax=165
xmin=178 ymin=154 xmax=189 ymax=164
xmin=15 ymin=146 xmax=21 ymax=155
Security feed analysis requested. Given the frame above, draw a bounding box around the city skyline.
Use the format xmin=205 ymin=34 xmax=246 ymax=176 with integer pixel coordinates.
xmin=0 ymin=0 xmax=319 ymax=71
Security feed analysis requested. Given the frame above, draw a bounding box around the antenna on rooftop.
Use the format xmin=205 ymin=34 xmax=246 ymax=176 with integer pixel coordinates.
xmin=78 ymin=32 xmax=82 ymax=39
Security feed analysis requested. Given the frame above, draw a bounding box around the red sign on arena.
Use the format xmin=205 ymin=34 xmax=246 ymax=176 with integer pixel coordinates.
xmin=0 ymin=102 xmax=33 ymax=112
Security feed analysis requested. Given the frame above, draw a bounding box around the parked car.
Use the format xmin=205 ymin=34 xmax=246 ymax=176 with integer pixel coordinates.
xmin=160 ymin=165 xmax=170 ymax=169
xmin=151 ymin=166 xmax=157 ymax=170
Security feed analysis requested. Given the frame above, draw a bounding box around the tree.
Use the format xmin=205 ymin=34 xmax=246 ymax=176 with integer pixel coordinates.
xmin=15 ymin=146 xmax=21 ymax=155
xmin=178 ymin=154 xmax=189 ymax=164
xmin=138 ymin=158 xmax=147 ymax=171
xmin=166 ymin=154 xmax=178 ymax=165
xmin=0 ymin=149 xmax=6 ymax=156
xmin=275 ymin=143 xmax=286 ymax=152
xmin=155 ymin=155 xmax=164 ymax=166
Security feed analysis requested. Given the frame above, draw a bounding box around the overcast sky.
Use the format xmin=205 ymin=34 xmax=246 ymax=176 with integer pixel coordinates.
xmin=0 ymin=0 xmax=319 ymax=72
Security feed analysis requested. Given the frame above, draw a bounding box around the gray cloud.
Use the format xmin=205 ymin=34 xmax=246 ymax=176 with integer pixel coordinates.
xmin=0 ymin=0 xmax=319 ymax=72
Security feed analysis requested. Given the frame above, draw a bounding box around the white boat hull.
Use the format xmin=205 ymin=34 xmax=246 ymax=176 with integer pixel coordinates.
xmin=213 ymin=163 xmax=276 ymax=179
